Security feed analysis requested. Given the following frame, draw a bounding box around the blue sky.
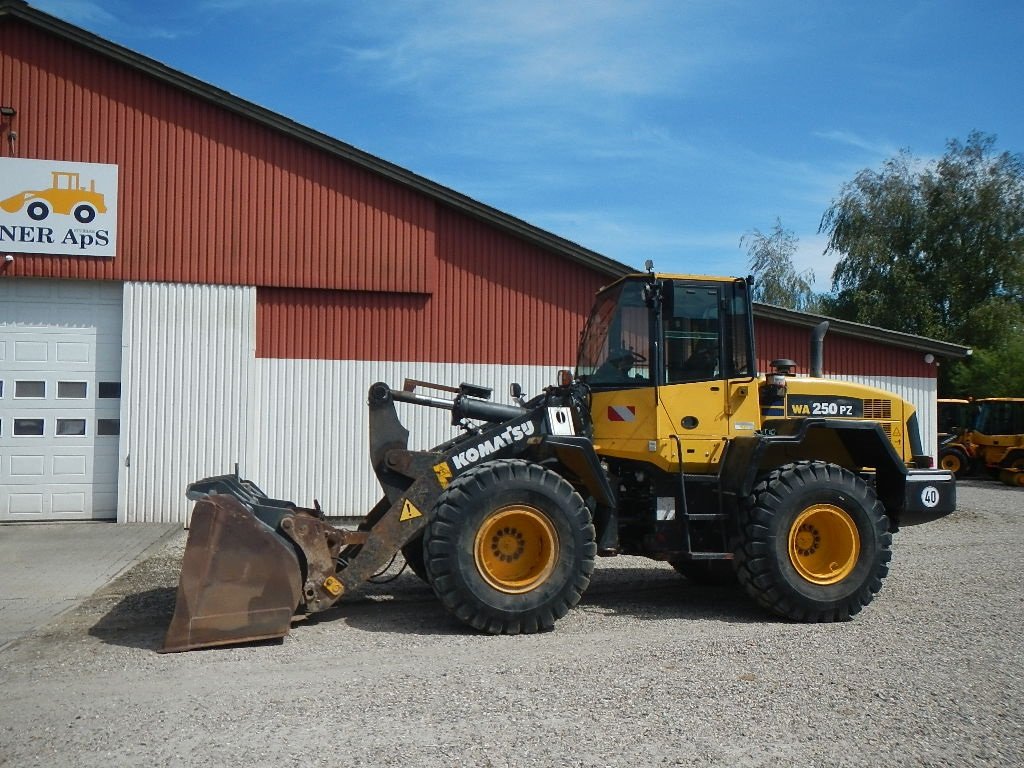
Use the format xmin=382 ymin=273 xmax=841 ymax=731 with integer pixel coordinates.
xmin=31 ymin=0 xmax=1024 ymax=289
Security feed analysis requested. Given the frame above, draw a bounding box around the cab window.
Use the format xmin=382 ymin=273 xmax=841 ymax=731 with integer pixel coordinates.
xmin=664 ymin=285 xmax=721 ymax=383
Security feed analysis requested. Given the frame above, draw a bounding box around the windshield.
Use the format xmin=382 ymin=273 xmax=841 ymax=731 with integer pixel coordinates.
xmin=975 ymin=401 xmax=1024 ymax=435
xmin=576 ymin=281 xmax=651 ymax=387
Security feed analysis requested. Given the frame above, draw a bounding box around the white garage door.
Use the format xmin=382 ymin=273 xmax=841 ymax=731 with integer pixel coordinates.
xmin=0 ymin=279 xmax=122 ymax=521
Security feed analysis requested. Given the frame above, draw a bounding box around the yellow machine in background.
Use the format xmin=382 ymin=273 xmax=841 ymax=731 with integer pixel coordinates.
xmin=937 ymin=398 xmax=1024 ymax=484
xmin=968 ymin=398 xmax=1024 ymax=486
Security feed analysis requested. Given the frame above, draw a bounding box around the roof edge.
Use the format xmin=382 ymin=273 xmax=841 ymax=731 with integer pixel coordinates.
xmin=753 ymin=302 xmax=972 ymax=359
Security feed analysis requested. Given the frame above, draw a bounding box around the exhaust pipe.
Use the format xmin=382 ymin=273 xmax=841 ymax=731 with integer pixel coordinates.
xmin=810 ymin=321 xmax=829 ymax=378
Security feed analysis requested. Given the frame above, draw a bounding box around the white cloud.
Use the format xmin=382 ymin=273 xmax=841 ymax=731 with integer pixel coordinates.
xmin=29 ymin=0 xmax=117 ymax=26
xmin=792 ymin=232 xmax=837 ymax=292
xmin=326 ymin=1 xmax=742 ymax=109
xmin=814 ymin=129 xmax=898 ymax=158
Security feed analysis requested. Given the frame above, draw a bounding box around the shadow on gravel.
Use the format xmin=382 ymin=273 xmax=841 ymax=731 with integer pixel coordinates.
xmin=327 ymin=566 xmax=770 ymax=636
xmin=88 ymin=587 xmax=177 ymax=651
xmin=579 ymin=566 xmax=770 ymax=624
xmin=89 ymin=563 xmax=769 ymax=650
xmin=308 ymin=597 xmax=466 ymax=636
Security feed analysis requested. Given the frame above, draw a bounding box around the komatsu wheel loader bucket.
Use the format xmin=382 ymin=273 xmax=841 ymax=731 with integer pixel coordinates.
xmin=161 ymin=494 xmax=303 ymax=653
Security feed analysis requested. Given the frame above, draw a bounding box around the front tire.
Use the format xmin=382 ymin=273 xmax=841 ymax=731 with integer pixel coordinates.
xmin=938 ymin=447 xmax=971 ymax=477
xmin=734 ymin=462 xmax=892 ymax=622
xmin=423 ymin=459 xmax=596 ymax=634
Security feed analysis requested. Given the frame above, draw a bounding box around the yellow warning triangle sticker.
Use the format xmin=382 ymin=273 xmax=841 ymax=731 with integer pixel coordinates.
xmin=399 ymin=499 xmax=423 ymax=522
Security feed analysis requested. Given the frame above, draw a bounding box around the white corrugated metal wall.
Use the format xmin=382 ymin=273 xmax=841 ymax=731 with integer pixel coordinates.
xmin=117 ymin=280 xmax=563 ymax=523
xmin=252 ymin=361 xmax=567 ymax=517
xmin=118 ymin=282 xmax=256 ymax=523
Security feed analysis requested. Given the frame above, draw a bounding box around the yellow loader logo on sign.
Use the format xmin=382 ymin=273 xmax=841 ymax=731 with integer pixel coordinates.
xmin=0 ymin=158 xmax=118 ymax=257
xmin=1 ymin=170 xmax=107 ymax=223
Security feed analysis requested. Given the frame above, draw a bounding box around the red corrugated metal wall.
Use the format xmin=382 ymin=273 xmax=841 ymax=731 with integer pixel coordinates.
xmin=755 ymin=317 xmax=932 ymax=378
xmin=0 ymin=20 xmax=435 ymax=292
xmin=258 ymin=209 xmax=609 ymax=364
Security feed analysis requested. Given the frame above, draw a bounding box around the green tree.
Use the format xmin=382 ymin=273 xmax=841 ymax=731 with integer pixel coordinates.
xmin=742 ymin=218 xmax=820 ymax=312
xmin=949 ymin=325 xmax=1024 ymax=397
xmin=820 ymin=131 xmax=1024 ymax=394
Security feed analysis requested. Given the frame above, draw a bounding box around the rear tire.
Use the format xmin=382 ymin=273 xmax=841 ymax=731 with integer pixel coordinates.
xmin=1000 ymin=451 xmax=1024 ymax=471
xmin=734 ymin=462 xmax=891 ymax=622
xmin=423 ymin=459 xmax=596 ymax=634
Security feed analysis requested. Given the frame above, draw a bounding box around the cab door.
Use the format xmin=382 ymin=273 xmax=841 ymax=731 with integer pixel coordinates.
xmin=658 ymin=283 xmax=731 ymax=473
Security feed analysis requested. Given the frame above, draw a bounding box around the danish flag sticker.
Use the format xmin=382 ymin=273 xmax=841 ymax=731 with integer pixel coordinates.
xmin=607 ymin=405 xmax=636 ymax=422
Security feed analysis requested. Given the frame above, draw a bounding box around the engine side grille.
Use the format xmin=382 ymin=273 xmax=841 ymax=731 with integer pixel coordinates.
xmin=864 ymin=399 xmax=893 ymax=420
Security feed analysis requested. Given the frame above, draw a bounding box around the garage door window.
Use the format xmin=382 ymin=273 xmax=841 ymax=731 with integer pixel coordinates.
xmin=97 ymin=418 xmax=120 ymax=436
xmin=14 ymin=418 xmax=44 ymax=436
xmin=58 ymin=381 xmax=88 ymax=398
xmin=57 ymin=418 xmax=87 ymax=436
xmin=15 ymin=381 xmax=46 ymax=398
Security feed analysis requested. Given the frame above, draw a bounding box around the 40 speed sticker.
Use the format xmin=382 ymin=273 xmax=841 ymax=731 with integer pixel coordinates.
xmin=920 ymin=486 xmax=941 ymax=508
xmin=787 ymin=395 xmax=864 ymax=418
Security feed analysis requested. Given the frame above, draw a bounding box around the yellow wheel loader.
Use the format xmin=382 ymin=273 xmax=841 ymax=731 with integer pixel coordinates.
xmin=965 ymin=398 xmax=1024 ymax=480
xmin=163 ymin=272 xmax=956 ymax=652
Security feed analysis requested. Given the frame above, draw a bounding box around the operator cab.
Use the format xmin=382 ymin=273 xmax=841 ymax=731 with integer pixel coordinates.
xmin=576 ymin=274 xmax=756 ymax=388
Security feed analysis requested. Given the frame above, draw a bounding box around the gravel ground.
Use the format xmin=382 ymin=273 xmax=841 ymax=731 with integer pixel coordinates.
xmin=1 ymin=480 xmax=1021 ymax=768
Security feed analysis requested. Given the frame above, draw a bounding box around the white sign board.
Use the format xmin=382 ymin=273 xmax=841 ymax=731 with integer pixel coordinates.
xmin=0 ymin=158 xmax=118 ymax=257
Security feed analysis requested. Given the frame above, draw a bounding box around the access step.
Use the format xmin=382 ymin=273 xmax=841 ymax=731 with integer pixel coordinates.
xmin=683 ymin=512 xmax=727 ymax=522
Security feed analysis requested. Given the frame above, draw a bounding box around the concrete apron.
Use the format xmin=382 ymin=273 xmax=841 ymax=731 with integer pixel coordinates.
xmin=0 ymin=521 xmax=181 ymax=652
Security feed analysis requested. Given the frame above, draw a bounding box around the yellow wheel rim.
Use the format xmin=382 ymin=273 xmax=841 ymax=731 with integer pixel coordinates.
xmin=940 ymin=454 xmax=962 ymax=474
xmin=788 ymin=504 xmax=860 ymax=585
xmin=474 ymin=505 xmax=558 ymax=594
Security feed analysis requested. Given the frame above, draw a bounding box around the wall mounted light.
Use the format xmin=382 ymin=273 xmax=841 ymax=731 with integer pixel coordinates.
xmin=924 ymin=353 xmax=935 ymax=364
xmin=1 ymin=106 xmax=17 ymax=154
